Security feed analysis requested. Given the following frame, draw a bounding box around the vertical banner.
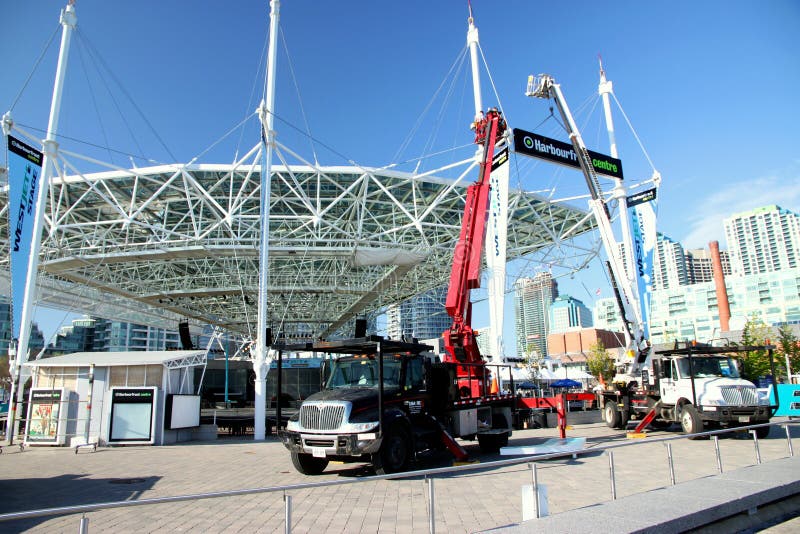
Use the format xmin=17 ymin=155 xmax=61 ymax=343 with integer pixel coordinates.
xmin=627 ymin=188 xmax=658 ymax=339
xmin=7 ymin=135 xmax=43 ymax=340
xmin=485 ymin=148 xmax=509 ymax=363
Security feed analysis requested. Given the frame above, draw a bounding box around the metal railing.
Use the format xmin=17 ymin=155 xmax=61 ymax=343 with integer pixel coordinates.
xmin=0 ymin=421 xmax=796 ymax=532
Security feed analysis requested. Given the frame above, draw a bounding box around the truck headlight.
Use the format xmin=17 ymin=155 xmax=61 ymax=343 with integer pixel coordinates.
xmin=286 ymin=419 xmax=301 ymax=432
xmin=341 ymin=421 xmax=379 ymax=433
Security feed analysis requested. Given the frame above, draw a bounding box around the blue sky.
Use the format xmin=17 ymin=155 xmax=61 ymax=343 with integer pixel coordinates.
xmin=3 ymin=1 xmax=799 ymax=349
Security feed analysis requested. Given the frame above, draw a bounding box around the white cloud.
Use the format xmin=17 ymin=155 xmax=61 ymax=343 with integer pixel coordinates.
xmin=679 ymin=167 xmax=800 ymax=250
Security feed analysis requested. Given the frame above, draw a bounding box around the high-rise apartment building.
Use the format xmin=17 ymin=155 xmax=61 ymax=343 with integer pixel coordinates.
xmin=647 ymin=267 xmax=800 ymax=344
xmin=514 ymin=273 xmax=558 ymax=359
xmin=593 ymin=297 xmax=624 ymax=332
xmin=92 ymin=318 xmax=181 ymax=351
xmin=0 ymin=296 xmax=46 ymax=356
xmin=724 ymin=205 xmax=800 ymax=276
xmin=549 ymin=296 xmax=593 ymax=333
xmin=619 ymin=232 xmax=689 ymax=290
xmin=685 ymin=248 xmax=731 ymax=284
xmin=653 ymin=233 xmax=689 ymax=290
xmin=385 ymin=286 xmax=450 ymax=342
xmin=49 ymin=316 xmax=96 ymax=355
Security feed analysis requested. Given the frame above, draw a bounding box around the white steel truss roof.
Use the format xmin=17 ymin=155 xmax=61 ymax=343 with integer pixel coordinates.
xmin=0 ymin=142 xmax=597 ymax=342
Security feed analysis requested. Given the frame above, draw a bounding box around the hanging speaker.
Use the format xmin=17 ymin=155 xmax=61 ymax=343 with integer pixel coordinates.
xmin=354 ymin=318 xmax=367 ymax=338
xmin=178 ymin=321 xmax=193 ymax=349
xmin=265 ymin=327 xmax=273 ymax=346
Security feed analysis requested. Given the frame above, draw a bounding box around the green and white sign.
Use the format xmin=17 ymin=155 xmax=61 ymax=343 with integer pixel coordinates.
xmin=513 ymin=128 xmax=623 ymax=179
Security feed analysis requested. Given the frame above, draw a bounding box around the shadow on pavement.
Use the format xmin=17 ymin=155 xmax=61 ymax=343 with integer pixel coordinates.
xmin=0 ymin=473 xmax=160 ymax=531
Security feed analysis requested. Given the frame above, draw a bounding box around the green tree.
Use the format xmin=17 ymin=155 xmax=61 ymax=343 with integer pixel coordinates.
xmin=776 ymin=324 xmax=800 ymax=381
xmin=0 ymin=355 xmax=11 ymax=398
xmin=739 ymin=315 xmax=773 ymax=380
xmin=586 ymin=340 xmax=615 ymax=383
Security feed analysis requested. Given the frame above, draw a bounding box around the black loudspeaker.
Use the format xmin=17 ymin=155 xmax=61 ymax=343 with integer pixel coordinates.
xmin=178 ymin=321 xmax=194 ymax=349
xmin=354 ymin=318 xmax=367 ymax=338
xmin=265 ymin=327 xmax=273 ymax=346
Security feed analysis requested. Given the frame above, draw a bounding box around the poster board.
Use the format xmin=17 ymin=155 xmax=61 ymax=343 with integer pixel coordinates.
xmin=165 ymin=394 xmax=201 ymax=429
xmin=26 ymin=388 xmax=67 ymax=445
xmin=108 ymin=387 xmax=157 ymax=444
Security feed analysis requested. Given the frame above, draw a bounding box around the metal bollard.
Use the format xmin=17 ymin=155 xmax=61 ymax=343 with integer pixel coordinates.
xmin=284 ymin=493 xmax=292 ymax=534
xmin=529 ymin=462 xmax=539 ymax=519
xmin=784 ymin=425 xmax=794 ymax=457
xmin=666 ymin=443 xmax=676 ymax=485
xmin=79 ymin=514 xmax=89 ymax=534
xmin=714 ymin=435 xmax=723 ymax=473
xmin=750 ymin=430 xmax=762 ymax=465
xmin=427 ymin=477 xmax=436 ymax=534
xmin=608 ymin=451 xmax=617 ymax=500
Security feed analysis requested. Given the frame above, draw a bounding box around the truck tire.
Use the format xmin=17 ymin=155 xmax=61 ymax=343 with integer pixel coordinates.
xmin=290 ymin=452 xmax=329 ymax=475
xmin=478 ymin=414 xmax=510 ymax=453
xmin=680 ymin=405 xmax=704 ymax=439
xmin=604 ymin=401 xmax=622 ymax=429
xmin=373 ymin=426 xmax=411 ymax=475
xmin=755 ymin=425 xmax=770 ymax=439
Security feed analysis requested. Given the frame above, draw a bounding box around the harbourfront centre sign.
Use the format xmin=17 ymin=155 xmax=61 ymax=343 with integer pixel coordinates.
xmin=513 ymin=128 xmax=624 ymax=180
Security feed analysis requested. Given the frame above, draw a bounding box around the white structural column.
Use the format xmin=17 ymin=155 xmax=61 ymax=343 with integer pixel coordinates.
xmin=253 ymin=0 xmax=280 ymax=441
xmin=599 ymin=62 xmax=638 ymax=329
xmin=5 ymin=2 xmax=76 ymax=443
xmin=467 ymin=12 xmax=507 ymax=364
xmin=467 ymin=12 xmax=482 ymax=123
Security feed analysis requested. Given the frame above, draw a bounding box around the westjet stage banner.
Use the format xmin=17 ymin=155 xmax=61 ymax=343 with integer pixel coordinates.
xmin=7 ymin=135 xmax=43 ymax=340
xmin=627 ymin=187 xmax=658 ymax=339
xmin=485 ymin=147 xmax=509 ymax=363
xmin=513 ymin=128 xmax=624 ymax=180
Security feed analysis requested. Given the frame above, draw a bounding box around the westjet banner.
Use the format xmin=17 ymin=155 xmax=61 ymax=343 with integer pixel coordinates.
xmin=627 ymin=187 xmax=658 ymax=339
xmin=7 ymin=135 xmax=43 ymax=340
xmin=485 ymin=147 xmax=509 ymax=363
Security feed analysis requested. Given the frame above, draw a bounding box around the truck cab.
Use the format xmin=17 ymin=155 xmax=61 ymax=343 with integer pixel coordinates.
xmin=604 ymin=343 xmax=775 ymax=437
xmin=652 ymin=348 xmax=771 ymax=437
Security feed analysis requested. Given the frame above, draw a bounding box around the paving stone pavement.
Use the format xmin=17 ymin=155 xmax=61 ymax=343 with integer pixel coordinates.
xmin=0 ymin=418 xmax=797 ymax=533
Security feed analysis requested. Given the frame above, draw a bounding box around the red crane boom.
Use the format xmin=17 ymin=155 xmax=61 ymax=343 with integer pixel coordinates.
xmin=443 ymin=108 xmax=507 ymax=369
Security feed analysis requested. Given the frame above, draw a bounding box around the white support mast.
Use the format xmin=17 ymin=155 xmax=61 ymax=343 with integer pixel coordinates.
xmin=598 ymin=59 xmax=637 ymax=348
xmin=466 ymin=8 xmax=483 ymax=124
xmin=253 ymin=0 xmax=280 ymax=441
xmin=5 ymin=1 xmax=76 ymax=444
xmin=467 ymin=6 xmax=507 ymax=366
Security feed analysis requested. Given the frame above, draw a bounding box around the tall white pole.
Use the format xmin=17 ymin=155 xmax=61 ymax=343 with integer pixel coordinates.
xmin=598 ymin=61 xmax=638 ymax=346
xmin=254 ymin=0 xmax=280 ymax=441
xmin=5 ymin=2 xmax=76 ymax=444
xmin=467 ymin=9 xmax=507 ymax=366
xmin=467 ymin=12 xmax=482 ymax=123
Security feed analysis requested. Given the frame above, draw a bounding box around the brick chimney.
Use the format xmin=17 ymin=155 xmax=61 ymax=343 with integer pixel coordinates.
xmin=709 ymin=240 xmax=731 ymax=332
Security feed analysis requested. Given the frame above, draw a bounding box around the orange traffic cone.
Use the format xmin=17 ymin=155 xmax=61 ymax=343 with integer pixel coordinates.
xmin=490 ymin=376 xmax=499 ymax=395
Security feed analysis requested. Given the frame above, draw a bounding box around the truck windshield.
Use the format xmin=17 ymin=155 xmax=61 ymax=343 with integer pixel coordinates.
xmin=676 ymin=357 xmax=740 ymax=379
xmin=325 ymin=358 xmax=402 ymax=389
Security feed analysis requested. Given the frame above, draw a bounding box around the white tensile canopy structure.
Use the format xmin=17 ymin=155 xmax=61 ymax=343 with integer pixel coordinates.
xmin=0 ymin=160 xmax=597 ymax=341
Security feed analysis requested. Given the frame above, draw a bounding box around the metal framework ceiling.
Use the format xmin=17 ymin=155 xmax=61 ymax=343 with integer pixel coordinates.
xmin=0 ymin=141 xmax=597 ymax=342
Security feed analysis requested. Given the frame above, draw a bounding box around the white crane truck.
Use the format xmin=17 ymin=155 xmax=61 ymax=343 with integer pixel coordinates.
xmin=524 ymin=74 xmax=776 ymax=438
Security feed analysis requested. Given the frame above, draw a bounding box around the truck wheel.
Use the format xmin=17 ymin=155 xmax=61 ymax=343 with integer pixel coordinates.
xmin=373 ymin=426 xmax=411 ymax=475
xmin=290 ymin=452 xmax=329 ymax=475
xmin=680 ymin=405 xmax=704 ymax=439
xmin=604 ymin=402 xmax=622 ymax=429
xmin=755 ymin=425 xmax=770 ymax=439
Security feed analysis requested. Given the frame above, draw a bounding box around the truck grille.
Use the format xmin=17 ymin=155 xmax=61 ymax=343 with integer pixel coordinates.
xmin=300 ymin=404 xmax=346 ymax=430
xmin=720 ymin=386 xmax=758 ymax=406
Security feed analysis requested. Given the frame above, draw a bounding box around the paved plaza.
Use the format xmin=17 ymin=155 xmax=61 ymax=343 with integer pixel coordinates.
xmin=0 ymin=418 xmax=798 ymax=533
